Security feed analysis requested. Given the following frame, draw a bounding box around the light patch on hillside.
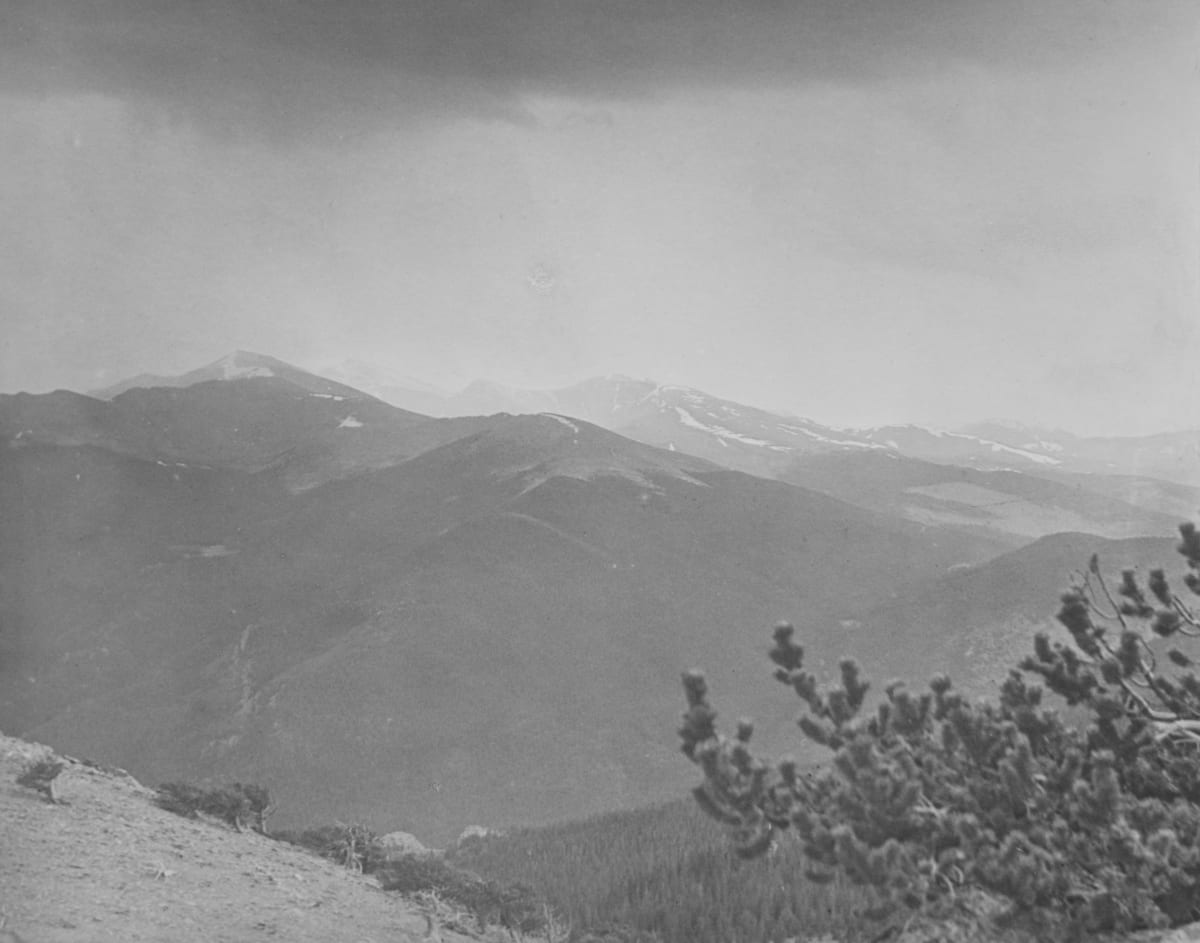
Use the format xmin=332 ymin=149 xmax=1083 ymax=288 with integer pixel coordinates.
xmin=217 ymin=356 xmax=274 ymax=380
xmin=903 ymin=482 xmax=1149 ymax=539
xmin=337 ymin=415 xmax=364 ymax=429
xmin=517 ymin=456 xmax=711 ymax=495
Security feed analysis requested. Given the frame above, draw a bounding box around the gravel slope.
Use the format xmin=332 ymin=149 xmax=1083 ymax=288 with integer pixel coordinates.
xmin=0 ymin=733 xmax=472 ymax=943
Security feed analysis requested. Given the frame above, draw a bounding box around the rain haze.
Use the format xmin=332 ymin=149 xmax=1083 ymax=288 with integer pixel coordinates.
xmin=2 ymin=0 xmax=1198 ymax=435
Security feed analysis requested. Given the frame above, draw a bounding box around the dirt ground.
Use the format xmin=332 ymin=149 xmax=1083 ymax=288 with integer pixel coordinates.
xmin=0 ymin=732 xmax=474 ymax=943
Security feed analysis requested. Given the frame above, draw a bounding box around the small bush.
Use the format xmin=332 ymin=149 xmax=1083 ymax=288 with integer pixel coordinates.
xmin=155 ymin=781 xmax=272 ymax=833
xmin=16 ymin=757 xmax=65 ymax=803
xmin=274 ymin=822 xmax=380 ymax=873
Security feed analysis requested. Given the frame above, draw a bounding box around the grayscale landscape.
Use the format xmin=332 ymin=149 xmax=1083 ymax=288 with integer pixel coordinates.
xmin=2 ymin=2 xmax=1198 ymax=942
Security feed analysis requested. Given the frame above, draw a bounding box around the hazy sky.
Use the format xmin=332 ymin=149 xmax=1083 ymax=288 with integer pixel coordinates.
xmin=2 ymin=0 xmax=1198 ymax=434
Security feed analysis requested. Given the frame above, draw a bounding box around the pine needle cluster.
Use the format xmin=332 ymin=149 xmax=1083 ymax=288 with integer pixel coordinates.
xmin=680 ymin=521 xmax=1200 ymax=934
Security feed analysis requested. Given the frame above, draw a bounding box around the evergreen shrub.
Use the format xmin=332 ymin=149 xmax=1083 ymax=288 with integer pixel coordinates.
xmin=680 ymin=522 xmax=1200 ymax=933
xmin=155 ymin=781 xmax=272 ymax=833
xmin=274 ymin=822 xmax=380 ymax=872
xmin=16 ymin=756 xmax=65 ymax=803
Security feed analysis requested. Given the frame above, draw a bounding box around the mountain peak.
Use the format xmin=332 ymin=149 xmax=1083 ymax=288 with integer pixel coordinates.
xmin=92 ymin=352 xmax=380 ymax=403
xmin=211 ymin=351 xmax=279 ymax=380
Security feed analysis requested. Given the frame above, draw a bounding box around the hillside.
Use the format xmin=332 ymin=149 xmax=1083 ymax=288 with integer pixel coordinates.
xmin=778 ymin=450 xmax=1184 ymax=541
xmin=0 ymin=732 xmax=472 ymax=943
xmin=1 ymin=394 xmax=1012 ymax=844
xmin=843 ymin=531 xmax=1181 ymax=698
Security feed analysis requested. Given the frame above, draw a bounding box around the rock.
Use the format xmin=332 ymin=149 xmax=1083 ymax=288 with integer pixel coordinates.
xmin=375 ymin=831 xmax=433 ymax=860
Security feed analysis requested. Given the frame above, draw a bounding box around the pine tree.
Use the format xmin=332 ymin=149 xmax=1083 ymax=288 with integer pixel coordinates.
xmin=679 ymin=522 xmax=1200 ymax=934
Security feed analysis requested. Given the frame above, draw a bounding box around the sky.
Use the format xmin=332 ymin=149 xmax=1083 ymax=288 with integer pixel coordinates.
xmin=2 ymin=0 xmax=1198 ymax=435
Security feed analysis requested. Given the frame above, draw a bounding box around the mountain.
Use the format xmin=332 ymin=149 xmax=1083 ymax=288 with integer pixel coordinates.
xmin=297 ymin=372 xmax=882 ymax=479
xmin=2 ymin=357 xmax=485 ymax=492
xmin=446 ymin=376 xmax=885 ymax=481
xmin=333 ymin=372 xmax=1200 ymax=489
xmin=1 ymin=391 xmax=1010 ymax=844
xmin=94 ymin=363 xmax=1200 ymax=489
xmin=89 ymin=351 xmax=377 ymax=401
xmin=332 ymin=373 xmax=1198 ymax=539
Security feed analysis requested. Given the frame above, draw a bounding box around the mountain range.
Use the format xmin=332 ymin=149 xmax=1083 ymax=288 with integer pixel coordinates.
xmin=85 ymin=356 xmax=1200 ymax=542
xmin=307 ymin=362 xmax=1200 ymax=490
xmin=4 ymin=351 xmax=1196 ymax=844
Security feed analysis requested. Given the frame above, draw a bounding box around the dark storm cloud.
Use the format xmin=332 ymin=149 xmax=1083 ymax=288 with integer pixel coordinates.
xmin=2 ymin=0 xmax=1192 ymax=137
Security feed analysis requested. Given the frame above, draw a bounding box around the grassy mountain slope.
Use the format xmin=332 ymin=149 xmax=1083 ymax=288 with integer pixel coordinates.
xmin=2 ymin=406 xmax=1008 ymax=844
xmin=841 ymin=531 xmax=1180 ymax=698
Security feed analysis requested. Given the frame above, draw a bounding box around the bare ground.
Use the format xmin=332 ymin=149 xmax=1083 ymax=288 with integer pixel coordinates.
xmin=0 ymin=732 xmax=475 ymax=943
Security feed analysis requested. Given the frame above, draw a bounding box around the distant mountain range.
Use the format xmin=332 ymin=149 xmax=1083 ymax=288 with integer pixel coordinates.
xmin=4 ymin=351 xmax=1195 ymax=843
xmin=289 ymin=360 xmax=1200 ymax=490
xmin=85 ymin=354 xmax=1200 ymax=540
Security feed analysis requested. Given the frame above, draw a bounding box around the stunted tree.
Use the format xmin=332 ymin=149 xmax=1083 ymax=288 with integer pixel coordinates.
xmin=17 ymin=756 xmax=65 ymax=803
xmin=679 ymin=522 xmax=1200 ymax=934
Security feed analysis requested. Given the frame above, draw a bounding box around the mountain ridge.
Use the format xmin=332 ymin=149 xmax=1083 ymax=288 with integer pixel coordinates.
xmin=84 ymin=355 xmax=1200 ymax=486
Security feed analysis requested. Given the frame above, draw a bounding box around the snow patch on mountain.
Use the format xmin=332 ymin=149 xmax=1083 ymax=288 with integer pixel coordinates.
xmin=863 ymin=424 xmax=1063 ymax=467
xmin=933 ymin=430 xmax=1060 ymax=465
xmin=674 ymin=407 xmax=782 ymax=449
xmin=542 ymin=413 xmax=580 ymax=434
xmin=778 ymin=423 xmax=881 ymax=449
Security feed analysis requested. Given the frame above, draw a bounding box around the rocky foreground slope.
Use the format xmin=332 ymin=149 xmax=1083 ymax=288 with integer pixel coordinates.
xmin=0 ymin=732 xmax=473 ymax=943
